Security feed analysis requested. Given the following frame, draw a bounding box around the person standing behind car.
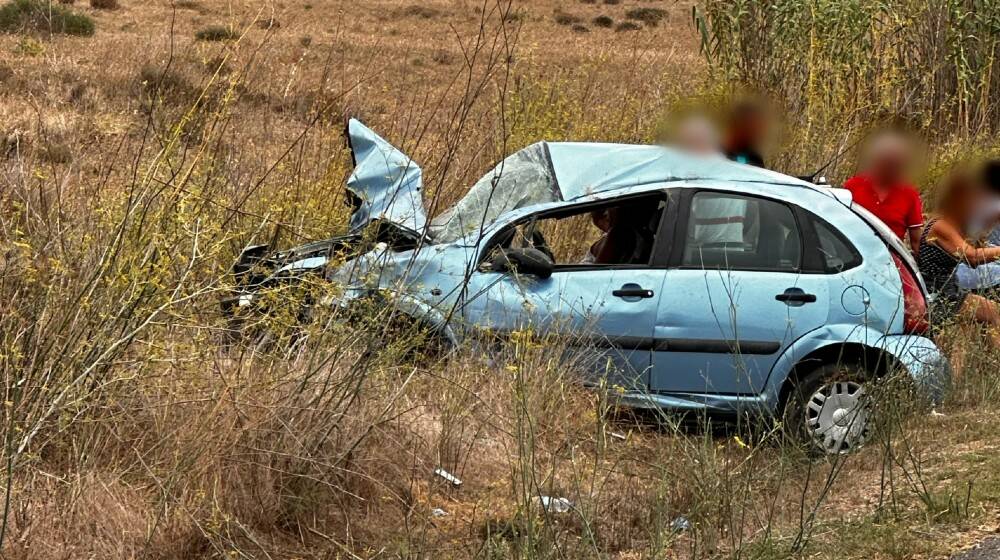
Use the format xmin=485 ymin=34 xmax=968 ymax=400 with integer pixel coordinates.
xmin=722 ymin=100 xmax=769 ymax=168
xmin=671 ymin=114 xmax=749 ymax=248
xmin=844 ymin=131 xmax=924 ymax=253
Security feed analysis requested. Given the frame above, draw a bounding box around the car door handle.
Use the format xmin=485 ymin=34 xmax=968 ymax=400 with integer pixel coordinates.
xmin=775 ymin=288 xmax=817 ymax=305
xmin=612 ymin=285 xmax=655 ymax=299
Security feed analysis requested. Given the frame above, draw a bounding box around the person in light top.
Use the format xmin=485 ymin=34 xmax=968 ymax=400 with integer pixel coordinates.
xmin=955 ymin=161 xmax=1000 ymax=291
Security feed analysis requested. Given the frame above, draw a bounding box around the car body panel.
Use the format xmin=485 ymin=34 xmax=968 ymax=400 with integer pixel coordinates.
xmin=461 ymin=267 xmax=666 ymax=389
xmin=546 ymin=143 xmax=808 ymax=200
xmin=651 ymin=267 xmax=831 ymax=394
xmin=344 ymin=119 xmax=428 ymax=237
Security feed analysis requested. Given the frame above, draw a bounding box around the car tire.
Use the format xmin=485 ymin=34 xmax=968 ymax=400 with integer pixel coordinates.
xmin=782 ymin=363 xmax=874 ymax=455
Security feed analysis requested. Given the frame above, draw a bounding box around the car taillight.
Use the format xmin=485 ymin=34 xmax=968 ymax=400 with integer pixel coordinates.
xmin=891 ymin=253 xmax=929 ymax=334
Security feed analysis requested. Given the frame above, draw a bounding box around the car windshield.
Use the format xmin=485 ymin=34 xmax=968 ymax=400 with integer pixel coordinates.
xmin=429 ymin=143 xmax=560 ymax=244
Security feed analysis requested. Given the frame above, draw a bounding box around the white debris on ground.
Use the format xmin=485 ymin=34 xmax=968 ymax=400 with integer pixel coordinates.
xmin=433 ymin=468 xmax=462 ymax=487
xmin=538 ymin=496 xmax=573 ymax=513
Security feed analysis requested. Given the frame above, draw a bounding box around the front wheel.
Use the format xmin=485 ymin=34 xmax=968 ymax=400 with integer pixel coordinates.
xmin=782 ymin=363 xmax=873 ymax=455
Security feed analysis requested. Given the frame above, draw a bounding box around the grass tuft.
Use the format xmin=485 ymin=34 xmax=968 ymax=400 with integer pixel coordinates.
xmin=625 ymin=7 xmax=667 ymax=27
xmin=0 ymin=0 xmax=95 ymax=36
xmin=393 ymin=4 xmax=439 ymax=19
xmin=194 ymin=24 xmax=236 ymax=41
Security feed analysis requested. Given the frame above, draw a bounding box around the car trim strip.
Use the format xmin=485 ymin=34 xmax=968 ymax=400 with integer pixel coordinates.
xmin=590 ymin=336 xmax=780 ymax=355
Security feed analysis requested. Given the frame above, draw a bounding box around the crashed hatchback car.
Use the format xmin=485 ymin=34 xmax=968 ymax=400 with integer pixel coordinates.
xmin=226 ymin=120 xmax=949 ymax=454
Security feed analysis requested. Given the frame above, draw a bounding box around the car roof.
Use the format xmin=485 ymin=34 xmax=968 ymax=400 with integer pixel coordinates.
xmin=544 ymin=141 xmax=814 ymax=200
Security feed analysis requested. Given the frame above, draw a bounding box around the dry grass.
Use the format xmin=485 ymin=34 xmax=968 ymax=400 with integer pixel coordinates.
xmin=0 ymin=0 xmax=998 ymax=558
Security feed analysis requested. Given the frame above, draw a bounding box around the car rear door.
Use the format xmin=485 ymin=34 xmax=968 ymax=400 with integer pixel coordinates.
xmin=649 ymin=189 xmax=830 ymax=395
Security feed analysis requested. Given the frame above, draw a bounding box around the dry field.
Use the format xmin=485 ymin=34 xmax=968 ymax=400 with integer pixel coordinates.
xmin=2 ymin=0 xmax=1000 ymax=558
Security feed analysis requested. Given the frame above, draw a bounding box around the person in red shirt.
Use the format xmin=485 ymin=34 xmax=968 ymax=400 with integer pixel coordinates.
xmin=844 ymin=131 xmax=924 ymax=253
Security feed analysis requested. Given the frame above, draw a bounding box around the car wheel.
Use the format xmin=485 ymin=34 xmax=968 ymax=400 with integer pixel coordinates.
xmin=783 ymin=363 xmax=873 ymax=455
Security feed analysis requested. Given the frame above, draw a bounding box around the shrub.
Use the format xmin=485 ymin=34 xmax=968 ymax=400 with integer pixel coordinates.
xmin=571 ymin=23 xmax=589 ymax=33
xmin=625 ymin=7 xmax=667 ymax=27
xmin=614 ymin=21 xmax=640 ymax=32
xmin=89 ymin=0 xmax=117 ymax=9
xmin=195 ymin=25 xmax=236 ymax=41
xmin=256 ymin=16 xmax=278 ymax=29
xmin=554 ymin=11 xmax=581 ymax=26
xmin=393 ymin=4 xmax=439 ymax=19
xmin=0 ymin=0 xmax=95 ymax=36
xmin=603 ymin=0 xmax=621 ymax=4
xmin=592 ymin=15 xmax=613 ymax=28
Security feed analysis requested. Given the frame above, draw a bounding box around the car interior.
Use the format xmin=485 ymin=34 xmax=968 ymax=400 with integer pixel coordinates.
xmin=484 ymin=193 xmax=668 ymax=269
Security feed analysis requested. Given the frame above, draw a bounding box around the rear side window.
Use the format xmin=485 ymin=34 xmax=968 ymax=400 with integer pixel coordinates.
xmin=682 ymin=192 xmax=802 ymax=271
xmin=813 ymin=217 xmax=862 ymax=273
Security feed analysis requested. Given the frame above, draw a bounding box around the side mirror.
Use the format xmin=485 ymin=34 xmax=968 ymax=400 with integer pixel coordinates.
xmin=490 ymin=247 xmax=554 ymax=279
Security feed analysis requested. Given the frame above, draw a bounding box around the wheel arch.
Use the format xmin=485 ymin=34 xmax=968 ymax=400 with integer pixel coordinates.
xmin=343 ymin=289 xmax=460 ymax=350
xmin=776 ymin=342 xmax=902 ymax=413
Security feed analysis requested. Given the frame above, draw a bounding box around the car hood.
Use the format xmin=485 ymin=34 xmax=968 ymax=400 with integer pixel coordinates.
xmin=345 ymin=119 xmax=428 ymax=240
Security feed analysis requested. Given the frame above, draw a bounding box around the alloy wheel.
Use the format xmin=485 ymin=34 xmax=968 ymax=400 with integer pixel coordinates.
xmin=804 ymin=380 xmax=870 ymax=454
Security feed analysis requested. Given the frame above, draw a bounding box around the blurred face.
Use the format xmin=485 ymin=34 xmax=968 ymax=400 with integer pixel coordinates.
xmin=728 ymin=108 xmax=768 ymax=147
xmin=674 ymin=116 xmax=720 ymax=155
xmin=866 ymin=134 xmax=911 ymax=186
xmin=966 ymin=183 xmax=1000 ymax=236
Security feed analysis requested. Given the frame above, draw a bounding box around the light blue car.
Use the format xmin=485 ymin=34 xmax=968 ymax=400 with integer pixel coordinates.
xmin=228 ymin=120 xmax=949 ymax=454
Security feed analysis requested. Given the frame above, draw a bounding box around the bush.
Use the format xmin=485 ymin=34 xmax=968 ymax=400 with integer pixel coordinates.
xmin=195 ymin=25 xmax=236 ymax=41
xmin=0 ymin=0 xmax=95 ymax=36
xmin=592 ymin=15 xmax=613 ymax=28
xmin=554 ymin=11 xmax=581 ymax=26
xmin=625 ymin=7 xmax=667 ymax=27
xmin=614 ymin=21 xmax=640 ymax=32
xmin=89 ymin=0 xmax=117 ymax=8
xmin=393 ymin=4 xmax=439 ymax=19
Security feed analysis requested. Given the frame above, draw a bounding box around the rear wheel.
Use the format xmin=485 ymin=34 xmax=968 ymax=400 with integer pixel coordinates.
xmin=783 ymin=363 xmax=873 ymax=455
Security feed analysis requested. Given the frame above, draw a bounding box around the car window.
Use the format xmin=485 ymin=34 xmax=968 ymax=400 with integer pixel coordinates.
xmin=488 ymin=193 xmax=667 ymax=268
xmin=813 ymin=216 xmax=862 ymax=272
xmin=682 ymin=192 xmax=801 ymax=271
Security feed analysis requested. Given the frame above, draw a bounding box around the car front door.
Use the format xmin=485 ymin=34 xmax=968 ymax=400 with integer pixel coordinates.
xmin=462 ymin=192 xmax=671 ymax=390
xmin=649 ymin=190 xmax=830 ymax=395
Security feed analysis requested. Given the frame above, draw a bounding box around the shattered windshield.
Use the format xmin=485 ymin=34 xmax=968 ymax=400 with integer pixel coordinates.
xmin=429 ymin=143 xmax=560 ymax=244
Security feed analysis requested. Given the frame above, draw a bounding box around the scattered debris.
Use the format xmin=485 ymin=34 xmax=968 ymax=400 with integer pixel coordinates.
xmin=434 ymin=468 xmax=462 ymax=487
xmin=609 ymin=431 xmax=627 ymax=441
xmin=931 ymin=409 xmax=946 ymax=417
xmin=538 ymin=496 xmax=573 ymax=513
xmin=431 ymin=507 xmax=448 ymax=517
xmin=671 ymin=516 xmax=692 ymax=532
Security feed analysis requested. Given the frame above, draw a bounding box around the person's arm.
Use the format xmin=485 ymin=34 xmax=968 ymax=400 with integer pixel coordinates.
xmin=929 ymin=219 xmax=1000 ymax=265
xmin=907 ymin=226 xmax=921 ymax=254
xmin=906 ymin=188 xmax=924 ymax=254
